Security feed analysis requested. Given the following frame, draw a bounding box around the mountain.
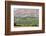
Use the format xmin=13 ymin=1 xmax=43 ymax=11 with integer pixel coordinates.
xmin=14 ymin=9 xmax=39 ymax=18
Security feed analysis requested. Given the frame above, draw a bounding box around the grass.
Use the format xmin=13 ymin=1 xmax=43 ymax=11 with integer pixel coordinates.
xmin=14 ymin=17 xmax=39 ymax=27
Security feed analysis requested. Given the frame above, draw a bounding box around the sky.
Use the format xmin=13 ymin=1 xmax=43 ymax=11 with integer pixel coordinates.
xmin=14 ymin=8 xmax=39 ymax=17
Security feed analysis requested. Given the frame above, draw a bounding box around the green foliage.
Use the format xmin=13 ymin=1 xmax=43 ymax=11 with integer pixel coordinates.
xmin=14 ymin=17 xmax=39 ymax=27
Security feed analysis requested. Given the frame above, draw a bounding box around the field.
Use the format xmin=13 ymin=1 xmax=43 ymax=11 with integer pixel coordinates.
xmin=14 ymin=17 xmax=39 ymax=27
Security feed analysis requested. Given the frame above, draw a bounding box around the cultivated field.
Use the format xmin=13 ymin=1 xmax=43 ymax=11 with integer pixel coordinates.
xmin=14 ymin=17 xmax=39 ymax=27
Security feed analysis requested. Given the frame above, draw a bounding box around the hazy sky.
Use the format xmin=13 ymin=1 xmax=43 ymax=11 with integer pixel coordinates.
xmin=14 ymin=8 xmax=39 ymax=17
